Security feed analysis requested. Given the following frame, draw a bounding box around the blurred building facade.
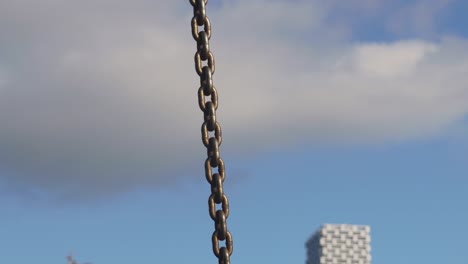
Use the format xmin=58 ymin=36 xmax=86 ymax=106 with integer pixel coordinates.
xmin=305 ymin=224 xmax=371 ymax=264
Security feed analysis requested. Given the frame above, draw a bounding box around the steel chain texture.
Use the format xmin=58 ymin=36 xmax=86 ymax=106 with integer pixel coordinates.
xmin=189 ymin=0 xmax=233 ymax=263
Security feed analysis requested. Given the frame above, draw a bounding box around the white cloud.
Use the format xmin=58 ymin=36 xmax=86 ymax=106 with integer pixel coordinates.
xmin=352 ymin=41 xmax=438 ymax=77
xmin=0 ymin=0 xmax=467 ymax=201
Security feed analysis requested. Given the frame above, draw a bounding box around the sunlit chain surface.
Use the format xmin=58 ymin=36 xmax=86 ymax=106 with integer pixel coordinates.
xmin=306 ymin=224 xmax=372 ymax=264
xmin=189 ymin=0 xmax=233 ymax=263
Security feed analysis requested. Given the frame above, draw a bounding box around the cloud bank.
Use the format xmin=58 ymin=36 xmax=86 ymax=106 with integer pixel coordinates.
xmin=0 ymin=0 xmax=467 ymax=201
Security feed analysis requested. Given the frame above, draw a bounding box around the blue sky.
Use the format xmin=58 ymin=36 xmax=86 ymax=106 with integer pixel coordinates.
xmin=0 ymin=0 xmax=467 ymax=263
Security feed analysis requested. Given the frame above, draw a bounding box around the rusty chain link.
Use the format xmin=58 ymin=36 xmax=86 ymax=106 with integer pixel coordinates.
xmin=189 ymin=0 xmax=233 ymax=263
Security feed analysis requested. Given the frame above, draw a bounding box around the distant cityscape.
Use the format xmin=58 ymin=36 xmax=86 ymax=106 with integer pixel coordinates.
xmin=66 ymin=223 xmax=372 ymax=264
xmin=306 ymin=224 xmax=371 ymax=264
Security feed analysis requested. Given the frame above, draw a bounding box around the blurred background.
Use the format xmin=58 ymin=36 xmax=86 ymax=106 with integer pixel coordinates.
xmin=0 ymin=0 xmax=467 ymax=263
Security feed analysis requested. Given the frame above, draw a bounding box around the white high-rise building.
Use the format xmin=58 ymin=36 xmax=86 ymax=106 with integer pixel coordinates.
xmin=305 ymin=224 xmax=371 ymax=264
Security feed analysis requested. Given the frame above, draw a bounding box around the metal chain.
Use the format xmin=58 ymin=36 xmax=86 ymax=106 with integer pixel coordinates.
xmin=189 ymin=0 xmax=233 ymax=263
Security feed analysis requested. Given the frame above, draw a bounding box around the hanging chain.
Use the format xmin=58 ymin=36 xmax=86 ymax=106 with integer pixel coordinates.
xmin=189 ymin=0 xmax=233 ymax=263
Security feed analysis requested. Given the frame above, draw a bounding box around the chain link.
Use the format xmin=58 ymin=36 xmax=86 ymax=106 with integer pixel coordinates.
xmin=189 ymin=0 xmax=233 ymax=263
